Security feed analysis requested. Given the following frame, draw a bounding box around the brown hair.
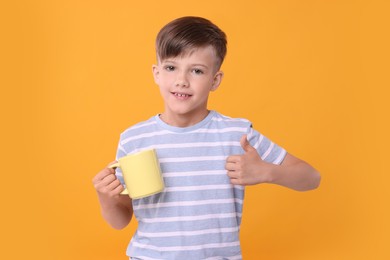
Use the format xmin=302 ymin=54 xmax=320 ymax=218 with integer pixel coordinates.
xmin=156 ymin=16 xmax=227 ymax=68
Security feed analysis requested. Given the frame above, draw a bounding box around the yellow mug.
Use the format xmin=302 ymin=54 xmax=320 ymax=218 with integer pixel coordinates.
xmin=109 ymin=149 xmax=164 ymax=199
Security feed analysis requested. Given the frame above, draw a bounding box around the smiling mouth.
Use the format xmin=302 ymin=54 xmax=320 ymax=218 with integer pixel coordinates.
xmin=172 ymin=92 xmax=192 ymax=98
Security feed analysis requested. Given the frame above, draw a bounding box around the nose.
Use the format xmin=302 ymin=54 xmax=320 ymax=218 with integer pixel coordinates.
xmin=175 ymin=72 xmax=189 ymax=87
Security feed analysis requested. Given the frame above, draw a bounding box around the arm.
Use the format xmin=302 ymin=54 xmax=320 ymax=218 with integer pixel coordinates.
xmin=225 ymin=135 xmax=321 ymax=191
xmin=92 ymin=164 xmax=133 ymax=229
xmin=268 ymin=153 xmax=321 ymax=191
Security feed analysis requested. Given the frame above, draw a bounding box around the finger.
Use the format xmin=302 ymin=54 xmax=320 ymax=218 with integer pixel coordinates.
xmin=112 ymin=182 xmax=125 ymax=194
xmin=226 ymin=170 xmax=238 ymax=179
xmin=92 ymin=168 xmax=115 ymax=183
xmin=240 ymin=134 xmax=256 ymax=153
xmin=107 ymin=160 xmax=118 ymax=167
xmin=230 ymin=178 xmax=242 ymax=186
xmin=94 ymin=173 xmax=116 ymax=190
xmin=103 ymin=172 xmax=118 ymax=183
xmin=225 ymin=162 xmax=238 ymax=171
xmin=226 ymin=155 xmax=241 ymax=163
xmin=94 ymin=174 xmax=121 ymax=194
xmin=106 ymin=178 xmax=123 ymax=191
xmin=95 ymin=170 xmax=118 ymax=187
xmin=227 ymin=171 xmax=243 ymax=186
xmin=104 ymin=177 xmax=125 ymax=196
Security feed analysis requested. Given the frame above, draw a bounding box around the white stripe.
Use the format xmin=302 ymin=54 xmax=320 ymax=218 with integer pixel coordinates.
xmin=121 ymin=121 xmax=157 ymax=137
xmin=132 ymin=241 xmax=240 ymax=252
xmin=129 ymin=256 xmax=163 ymax=260
xmin=134 ymin=198 xmax=243 ymax=210
xmin=161 ymin=141 xmax=239 ymax=148
xmin=262 ymin=142 xmax=274 ymax=160
xmin=212 ymin=117 xmax=249 ymax=123
xmin=123 ymin=128 xmax=246 ymax=145
xmin=247 ymin=127 xmax=254 ymax=139
xmin=118 ymin=144 xmax=126 ymax=154
xmin=253 ymin=134 xmax=264 ymax=150
xmin=137 ymin=227 xmax=239 ymax=238
xmin=121 ymin=130 xmax=171 ymax=145
xmin=165 ymin=184 xmax=244 ymax=192
xmin=140 ymin=212 xmax=241 ymax=223
xmin=205 ymin=255 xmax=242 ymax=260
xmin=152 ymin=141 xmax=240 ymax=150
xmin=163 ymin=170 xmax=226 ymax=177
xmin=275 ymin=149 xmax=287 ymax=164
xmin=125 ymin=120 xmax=156 ymax=130
xmin=194 ymin=127 xmax=247 ymax=133
xmin=159 ymin=156 xmax=227 ymax=163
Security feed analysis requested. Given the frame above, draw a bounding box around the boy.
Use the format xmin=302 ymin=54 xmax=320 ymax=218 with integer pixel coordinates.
xmin=93 ymin=16 xmax=320 ymax=259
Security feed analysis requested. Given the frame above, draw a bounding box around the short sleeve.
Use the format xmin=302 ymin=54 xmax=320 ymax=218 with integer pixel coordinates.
xmin=114 ymin=137 xmax=127 ymax=185
xmin=247 ymin=127 xmax=287 ymax=165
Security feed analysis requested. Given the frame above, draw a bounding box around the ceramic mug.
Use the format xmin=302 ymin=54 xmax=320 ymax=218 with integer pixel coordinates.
xmin=109 ymin=149 xmax=164 ymax=199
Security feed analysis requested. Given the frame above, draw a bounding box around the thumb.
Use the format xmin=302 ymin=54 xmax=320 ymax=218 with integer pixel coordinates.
xmin=240 ymin=134 xmax=255 ymax=153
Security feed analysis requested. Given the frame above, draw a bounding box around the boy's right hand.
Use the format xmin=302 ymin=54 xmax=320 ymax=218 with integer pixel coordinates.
xmin=92 ymin=161 xmax=125 ymax=197
xmin=92 ymin=162 xmax=133 ymax=229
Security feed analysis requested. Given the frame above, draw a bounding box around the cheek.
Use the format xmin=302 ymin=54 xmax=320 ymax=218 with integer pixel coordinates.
xmin=198 ymin=85 xmax=214 ymax=97
xmin=160 ymin=74 xmax=175 ymax=85
xmin=202 ymin=78 xmax=216 ymax=91
xmin=156 ymin=77 xmax=169 ymax=88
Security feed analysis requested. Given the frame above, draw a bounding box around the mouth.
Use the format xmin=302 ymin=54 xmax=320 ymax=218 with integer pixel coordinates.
xmin=171 ymin=92 xmax=192 ymax=99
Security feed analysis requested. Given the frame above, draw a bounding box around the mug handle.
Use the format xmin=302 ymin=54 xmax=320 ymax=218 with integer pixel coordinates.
xmin=108 ymin=163 xmax=129 ymax=195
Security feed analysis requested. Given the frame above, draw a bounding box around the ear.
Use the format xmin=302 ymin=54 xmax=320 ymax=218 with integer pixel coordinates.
xmin=211 ymin=71 xmax=224 ymax=91
xmin=152 ymin=64 xmax=160 ymax=84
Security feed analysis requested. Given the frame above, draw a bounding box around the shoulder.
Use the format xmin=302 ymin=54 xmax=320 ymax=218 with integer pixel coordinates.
xmin=211 ymin=111 xmax=253 ymax=129
xmin=119 ymin=115 xmax=158 ymax=140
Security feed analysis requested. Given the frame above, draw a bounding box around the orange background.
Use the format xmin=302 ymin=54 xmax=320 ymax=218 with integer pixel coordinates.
xmin=1 ymin=0 xmax=389 ymax=259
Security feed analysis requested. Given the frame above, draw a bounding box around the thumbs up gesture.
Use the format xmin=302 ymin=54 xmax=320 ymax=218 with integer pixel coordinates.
xmin=225 ymin=134 xmax=272 ymax=186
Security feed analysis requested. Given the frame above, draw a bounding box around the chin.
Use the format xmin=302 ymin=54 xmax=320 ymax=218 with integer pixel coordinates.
xmin=166 ymin=104 xmax=192 ymax=115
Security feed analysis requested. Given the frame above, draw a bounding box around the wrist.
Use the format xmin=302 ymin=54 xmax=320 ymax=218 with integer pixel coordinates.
xmin=97 ymin=191 xmax=121 ymax=208
xmin=263 ymin=163 xmax=279 ymax=185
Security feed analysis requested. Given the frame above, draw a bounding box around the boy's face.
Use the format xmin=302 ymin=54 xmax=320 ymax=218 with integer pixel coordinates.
xmin=152 ymin=45 xmax=223 ymax=126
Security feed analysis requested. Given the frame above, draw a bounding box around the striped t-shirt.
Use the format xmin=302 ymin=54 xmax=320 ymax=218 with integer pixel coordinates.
xmin=115 ymin=111 xmax=286 ymax=259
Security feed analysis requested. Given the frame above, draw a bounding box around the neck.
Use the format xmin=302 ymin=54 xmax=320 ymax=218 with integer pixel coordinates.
xmin=160 ymin=110 xmax=210 ymax=127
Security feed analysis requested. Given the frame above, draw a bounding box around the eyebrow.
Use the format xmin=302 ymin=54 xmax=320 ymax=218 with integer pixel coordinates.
xmin=192 ymin=64 xmax=209 ymax=68
xmin=162 ymin=60 xmax=209 ymax=69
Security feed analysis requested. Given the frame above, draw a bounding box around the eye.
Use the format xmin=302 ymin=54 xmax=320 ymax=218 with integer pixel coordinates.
xmin=192 ymin=69 xmax=204 ymax=75
xmin=164 ymin=65 xmax=175 ymax=71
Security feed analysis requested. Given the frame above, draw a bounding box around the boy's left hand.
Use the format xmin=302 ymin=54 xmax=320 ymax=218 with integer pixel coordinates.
xmin=225 ymin=135 xmax=272 ymax=186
